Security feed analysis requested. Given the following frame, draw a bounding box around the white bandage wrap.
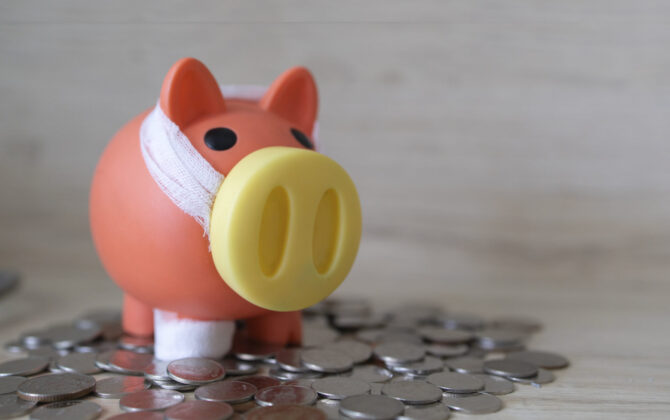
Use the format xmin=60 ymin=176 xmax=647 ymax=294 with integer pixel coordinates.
xmin=139 ymin=85 xmax=319 ymax=236
xmin=153 ymin=309 xmax=235 ymax=360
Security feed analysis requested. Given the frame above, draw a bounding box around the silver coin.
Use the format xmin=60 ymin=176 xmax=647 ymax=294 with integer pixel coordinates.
xmin=94 ymin=350 xmax=114 ymax=371
xmin=30 ymin=400 xmax=102 ymax=420
xmin=17 ymin=373 xmax=96 ymax=402
xmin=333 ymin=314 xmax=386 ymax=330
xmin=151 ymin=379 xmax=196 ymax=391
xmin=3 ymin=341 xmax=24 ymax=353
xmin=442 ymin=392 xmax=503 ymax=414
xmin=48 ymin=360 xmax=64 ymax=374
xmin=476 ymin=329 xmax=527 ymax=349
xmin=0 ymin=393 xmax=36 ymax=418
xmin=381 ymin=380 xmax=442 ymax=405
xmin=164 ymin=400 xmax=234 ymax=420
xmin=219 ymin=358 xmax=258 ymax=376
xmin=235 ymin=375 xmax=280 ymax=391
xmin=315 ymin=398 xmax=341 ymax=419
xmin=0 ymin=376 xmax=26 ymax=394
xmin=268 ymin=367 xmax=322 ymax=381
xmin=302 ymin=326 xmax=340 ymax=347
xmin=374 ymin=342 xmax=425 ymax=365
xmin=437 ymin=314 xmax=485 ymax=331
xmin=425 ymin=344 xmax=468 ymax=359
xmin=119 ymin=389 xmax=184 ymax=412
xmin=389 ymin=356 xmax=444 ymax=376
xmin=426 ymin=372 xmax=484 ymax=394
xmin=284 ymin=378 xmax=317 ymax=388
xmin=245 ymin=405 xmax=327 ymax=420
xmin=507 ymin=368 xmax=556 ymax=386
xmin=418 ymin=328 xmax=473 ymax=345
xmin=350 ymin=365 xmax=393 ymax=383
xmin=107 ymin=412 xmax=164 ymax=420
xmin=107 ymin=350 xmax=153 ymax=375
xmin=444 ymin=357 xmax=484 ymax=374
xmin=472 ymin=374 xmax=515 ymax=395
xmin=312 ymin=377 xmax=370 ymax=400
xmin=0 ymin=357 xmax=49 ymax=377
xmin=489 ymin=316 xmax=542 ymax=333
xmin=56 ymin=352 xmax=101 ymax=375
xmin=275 ymin=348 xmax=309 ymax=372
xmin=95 ymin=376 xmax=150 ymax=398
xmin=232 ymin=338 xmax=281 ymax=361
xmin=301 ymin=348 xmax=353 ymax=373
xmin=254 ymin=385 xmax=317 ymax=407
xmin=339 ymin=394 xmax=405 ymax=419
xmin=143 ymin=359 xmax=171 ymax=381
xmin=506 ymin=350 xmax=569 ymax=369
xmin=21 ymin=330 xmax=52 ymax=349
xmin=325 ymin=340 xmax=372 ymax=364
xmin=118 ymin=335 xmax=154 ymax=353
xmin=27 ymin=347 xmax=67 ymax=361
xmin=167 ymin=358 xmax=226 ymax=385
xmin=483 ymin=359 xmax=538 ymax=378
xmin=74 ymin=341 xmax=116 ymax=354
xmin=195 ymin=380 xmax=257 ymax=404
xmin=44 ymin=325 xmax=102 ymax=350
xmin=400 ymin=403 xmax=451 ymax=420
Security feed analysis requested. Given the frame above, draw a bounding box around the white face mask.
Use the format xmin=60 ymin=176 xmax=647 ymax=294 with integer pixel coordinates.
xmin=139 ymin=85 xmax=319 ymax=236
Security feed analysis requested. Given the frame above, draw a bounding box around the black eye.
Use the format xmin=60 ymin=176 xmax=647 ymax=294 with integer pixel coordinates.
xmin=291 ymin=128 xmax=314 ymax=150
xmin=204 ymin=127 xmax=237 ymax=151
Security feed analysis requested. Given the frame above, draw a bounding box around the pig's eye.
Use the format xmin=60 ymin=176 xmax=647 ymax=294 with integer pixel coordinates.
xmin=204 ymin=127 xmax=237 ymax=151
xmin=291 ymin=128 xmax=314 ymax=150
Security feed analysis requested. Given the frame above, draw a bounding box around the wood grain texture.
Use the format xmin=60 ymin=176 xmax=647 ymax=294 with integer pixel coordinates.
xmin=1 ymin=1 xmax=670 ymax=418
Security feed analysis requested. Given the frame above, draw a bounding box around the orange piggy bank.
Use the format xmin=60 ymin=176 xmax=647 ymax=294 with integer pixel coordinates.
xmin=90 ymin=58 xmax=361 ymax=360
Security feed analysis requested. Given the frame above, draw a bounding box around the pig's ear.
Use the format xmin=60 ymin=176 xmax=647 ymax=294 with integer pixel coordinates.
xmin=260 ymin=67 xmax=318 ymax=135
xmin=159 ymin=58 xmax=226 ymax=128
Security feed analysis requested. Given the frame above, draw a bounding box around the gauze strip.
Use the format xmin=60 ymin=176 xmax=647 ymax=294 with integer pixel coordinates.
xmin=139 ymin=85 xmax=319 ymax=236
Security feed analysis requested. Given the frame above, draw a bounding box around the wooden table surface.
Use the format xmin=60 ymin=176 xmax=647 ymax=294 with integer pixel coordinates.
xmin=2 ymin=1 xmax=670 ymax=418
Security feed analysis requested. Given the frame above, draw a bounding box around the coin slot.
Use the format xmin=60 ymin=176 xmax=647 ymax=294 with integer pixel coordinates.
xmin=312 ymin=188 xmax=340 ymax=275
xmin=258 ymin=186 xmax=290 ymax=277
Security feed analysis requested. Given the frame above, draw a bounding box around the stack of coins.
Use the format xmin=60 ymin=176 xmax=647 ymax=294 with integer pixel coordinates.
xmin=0 ymin=301 xmax=569 ymax=419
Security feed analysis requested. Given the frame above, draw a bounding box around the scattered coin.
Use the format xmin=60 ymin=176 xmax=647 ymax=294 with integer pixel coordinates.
xmin=143 ymin=359 xmax=171 ymax=381
xmin=381 ymin=380 xmax=442 ymax=405
xmin=425 ymin=344 xmax=468 ymax=359
xmin=426 ymin=372 xmax=485 ymax=394
xmin=0 ymin=357 xmax=49 ymax=377
xmin=350 ymin=365 xmax=393 ymax=383
xmin=374 ymin=342 xmax=425 ymax=365
xmin=400 ymin=403 xmax=451 ymax=420
xmin=235 ymin=375 xmax=281 ymax=391
xmin=107 ymin=350 xmax=153 ymax=375
xmin=0 ymin=393 xmax=36 ymax=418
xmin=17 ymin=373 xmax=96 ymax=403
xmin=29 ymin=400 xmax=102 ymax=420
xmin=0 ymin=376 xmax=26 ymax=394
xmin=118 ymin=335 xmax=154 ymax=353
xmin=419 ymin=328 xmax=473 ymax=345
xmin=472 ymin=374 xmax=516 ymax=395
xmin=444 ymin=357 xmax=484 ymax=374
xmin=254 ymin=385 xmax=317 ymax=407
xmin=56 ymin=353 xmax=101 ymax=375
xmin=275 ymin=348 xmax=309 ymax=372
xmin=232 ymin=338 xmax=281 ymax=361
xmin=507 ymin=368 xmax=556 ymax=386
xmin=339 ymin=394 xmax=405 ymax=419
xmin=324 ymin=340 xmax=372 ymax=364
xmin=476 ymin=329 xmax=527 ymax=350
xmin=246 ymin=405 xmax=327 ymax=420
xmin=95 ymin=376 xmax=150 ymax=399
xmin=301 ymin=348 xmax=354 ymax=373
xmin=151 ymin=379 xmax=196 ymax=392
xmin=389 ymin=356 xmax=444 ymax=376
xmin=489 ymin=316 xmax=542 ymax=333
xmin=506 ymin=350 xmax=569 ymax=369
xmin=437 ymin=314 xmax=485 ymax=331
xmin=302 ymin=326 xmax=339 ymax=347
xmin=164 ymin=400 xmax=234 ymax=420
xmin=442 ymin=392 xmax=503 ymax=414
xmin=268 ymin=367 xmax=323 ymax=381
xmin=311 ymin=377 xmax=370 ymax=400
xmin=108 ymin=412 xmax=164 ymax=420
xmin=119 ymin=389 xmax=184 ymax=412
xmin=483 ymin=359 xmax=538 ymax=379
xmin=195 ymin=380 xmax=257 ymax=404
xmin=167 ymin=357 xmax=226 ymax=385
xmin=219 ymin=358 xmax=258 ymax=376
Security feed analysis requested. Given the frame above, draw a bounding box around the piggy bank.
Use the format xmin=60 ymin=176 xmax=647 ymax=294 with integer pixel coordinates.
xmin=90 ymin=58 xmax=361 ymax=360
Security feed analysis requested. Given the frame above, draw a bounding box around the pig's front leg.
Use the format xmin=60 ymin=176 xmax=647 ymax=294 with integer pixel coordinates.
xmin=246 ymin=311 xmax=302 ymax=346
xmin=122 ymin=294 xmax=154 ymax=337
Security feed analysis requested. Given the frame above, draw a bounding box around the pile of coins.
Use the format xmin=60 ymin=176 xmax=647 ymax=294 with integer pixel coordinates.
xmin=0 ymin=300 xmax=569 ymax=419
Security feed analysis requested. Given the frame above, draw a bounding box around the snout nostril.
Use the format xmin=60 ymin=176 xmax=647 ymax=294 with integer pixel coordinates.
xmin=312 ymin=189 xmax=340 ymax=275
xmin=258 ymin=186 xmax=290 ymax=277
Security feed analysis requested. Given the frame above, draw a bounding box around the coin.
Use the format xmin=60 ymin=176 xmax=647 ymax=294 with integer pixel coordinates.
xmin=489 ymin=316 xmax=542 ymax=333
xmin=302 ymin=326 xmax=340 ymax=347
xmin=143 ymin=359 xmax=171 ymax=381
xmin=419 ymin=328 xmax=473 ymax=345
xmin=195 ymin=380 xmax=257 ymax=404
xmin=0 ymin=376 xmax=26 ymax=394
xmin=426 ymin=372 xmax=484 ymax=394
xmin=476 ymin=329 xmax=527 ymax=350
xmin=219 ymin=358 xmax=258 ymax=376
xmin=56 ymin=353 xmax=101 ymax=375
xmin=95 ymin=376 xmax=150 ymax=399
xmin=0 ymin=357 xmax=49 ymax=377
xmin=507 ymin=368 xmax=556 ymax=386
xmin=246 ymin=405 xmax=327 ymax=420
xmin=118 ymin=335 xmax=154 ymax=353
xmin=506 ymin=350 xmax=569 ymax=369
xmin=107 ymin=350 xmax=153 ymax=375
xmin=389 ymin=356 xmax=444 ymax=376
xmin=381 ymin=380 xmax=442 ymax=405
xmin=374 ymin=342 xmax=425 ymax=365
xmin=151 ymin=379 xmax=196 ymax=391
xmin=339 ymin=394 xmax=405 ymax=419
xmin=400 ymin=403 xmax=451 ymax=420
xmin=268 ymin=367 xmax=323 ymax=381
xmin=301 ymin=348 xmax=354 ymax=373
xmin=164 ymin=400 xmax=234 ymax=420
xmin=236 ymin=375 xmax=281 ymax=391
xmin=30 ymin=400 xmax=102 ymax=420
xmin=0 ymin=393 xmax=36 ymax=418
xmin=483 ymin=359 xmax=538 ymax=378
xmin=232 ymin=338 xmax=281 ymax=361
xmin=312 ymin=377 xmax=370 ymax=400
xmin=107 ymin=412 xmax=164 ymax=420
xmin=425 ymin=344 xmax=468 ymax=359
xmin=275 ymin=348 xmax=309 ymax=372
xmin=442 ymin=393 xmax=503 ymax=414
xmin=472 ymin=374 xmax=515 ymax=395
xmin=17 ymin=373 xmax=95 ymax=402
xmin=167 ymin=358 xmax=226 ymax=385
xmin=254 ymin=385 xmax=317 ymax=407
xmin=444 ymin=357 xmax=484 ymax=374
xmin=44 ymin=325 xmax=102 ymax=350
xmin=437 ymin=314 xmax=485 ymax=331
xmin=119 ymin=389 xmax=184 ymax=412
xmin=350 ymin=365 xmax=393 ymax=383
xmin=324 ymin=340 xmax=372 ymax=364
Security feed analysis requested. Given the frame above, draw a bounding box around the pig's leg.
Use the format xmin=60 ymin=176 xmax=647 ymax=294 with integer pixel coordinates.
xmin=246 ymin=311 xmax=302 ymax=345
xmin=122 ymin=294 xmax=154 ymax=337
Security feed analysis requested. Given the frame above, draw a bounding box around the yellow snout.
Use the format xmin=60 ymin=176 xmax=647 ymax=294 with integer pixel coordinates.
xmin=209 ymin=147 xmax=362 ymax=311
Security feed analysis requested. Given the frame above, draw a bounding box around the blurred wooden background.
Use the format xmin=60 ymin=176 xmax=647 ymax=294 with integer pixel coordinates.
xmin=1 ymin=1 xmax=670 ymax=418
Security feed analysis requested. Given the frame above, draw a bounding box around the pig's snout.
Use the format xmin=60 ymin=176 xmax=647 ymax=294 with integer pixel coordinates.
xmin=209 ymin=146 xmax=361 ymax=311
